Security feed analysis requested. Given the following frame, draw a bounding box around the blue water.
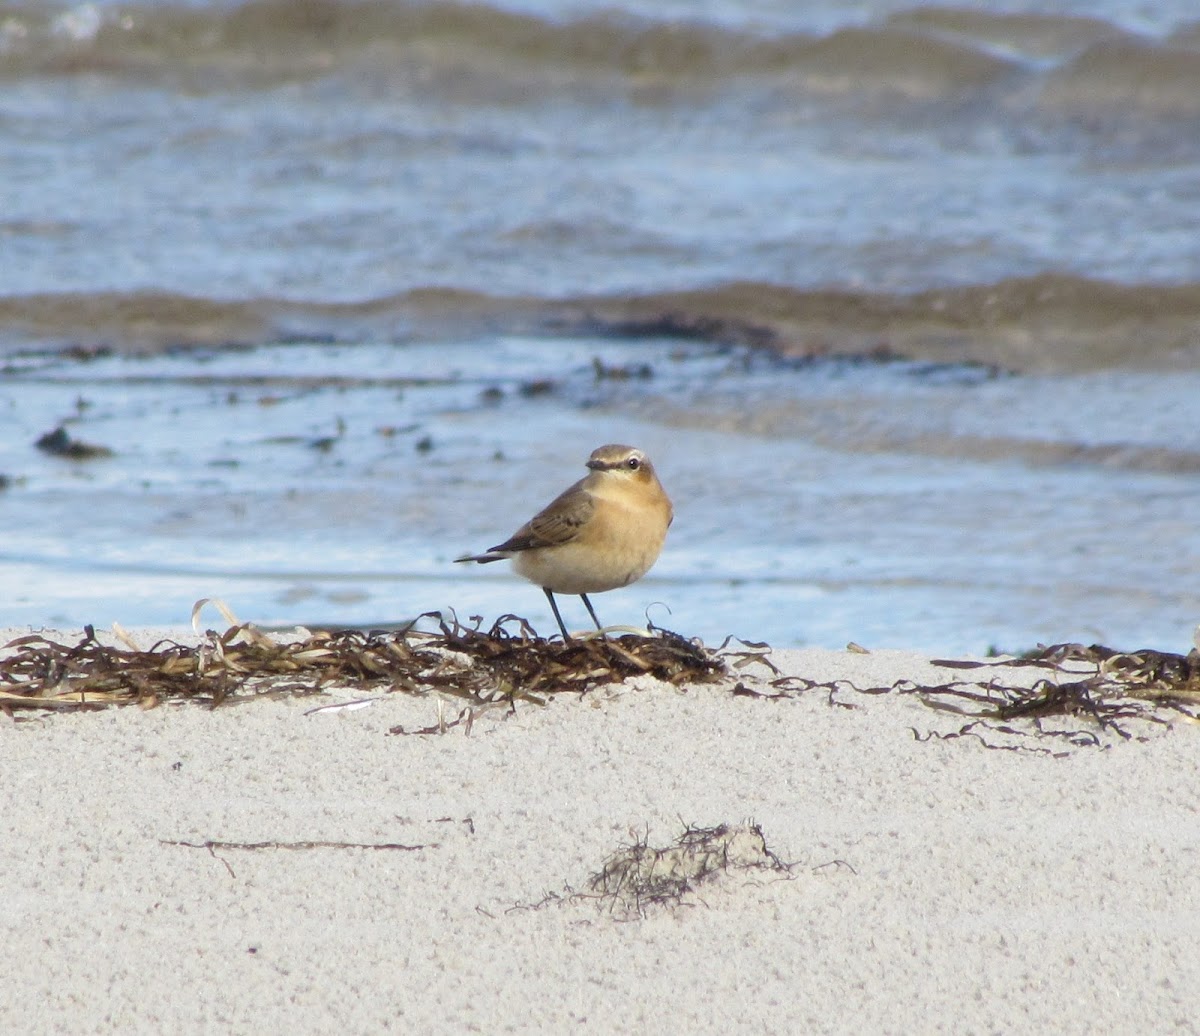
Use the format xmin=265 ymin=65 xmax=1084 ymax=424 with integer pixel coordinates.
xmin=2 ymin=339 xmax=1197 ymax=655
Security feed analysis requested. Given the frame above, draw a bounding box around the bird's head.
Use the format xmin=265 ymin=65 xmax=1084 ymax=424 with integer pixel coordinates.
xmin=586 ymin=443 xmax=656 ymax=485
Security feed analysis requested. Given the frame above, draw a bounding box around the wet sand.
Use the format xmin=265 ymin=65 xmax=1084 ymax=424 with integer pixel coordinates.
xmin=3 ymin=628 xmax=1197 ymax=1033
xmin=8 ymin=275 xmax=1200 ymax=372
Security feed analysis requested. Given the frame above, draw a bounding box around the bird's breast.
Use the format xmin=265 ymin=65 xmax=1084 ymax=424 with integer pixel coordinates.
xmin=512 ymin=488 xmax=670 ymax=596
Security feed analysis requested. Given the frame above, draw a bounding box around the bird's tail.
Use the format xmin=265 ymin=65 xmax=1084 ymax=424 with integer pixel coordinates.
xmin=454 ymin=551 xmax=505 ymax=564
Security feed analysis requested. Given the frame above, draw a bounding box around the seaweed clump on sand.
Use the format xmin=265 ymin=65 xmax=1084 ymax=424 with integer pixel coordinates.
xmin=581 ymin=822 xmax=790 ymax=917
xmin=0 ymin=611 xmax=726 ymax=716
xmin=903 ymin=641 xmax=1200 ymax=749
xmin=721 ymin=636 xmax=1200 ymax=751
xmin=511 ymin=822 xmax=798 ymax=920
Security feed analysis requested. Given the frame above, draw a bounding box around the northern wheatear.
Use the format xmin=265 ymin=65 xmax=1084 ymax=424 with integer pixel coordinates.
xmin=455 ymin=444 xmax=673 ymax=640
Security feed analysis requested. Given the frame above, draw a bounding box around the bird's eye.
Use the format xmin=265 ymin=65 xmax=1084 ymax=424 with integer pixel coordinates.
xmin=626 ymin=457 xmax=641 ymax=470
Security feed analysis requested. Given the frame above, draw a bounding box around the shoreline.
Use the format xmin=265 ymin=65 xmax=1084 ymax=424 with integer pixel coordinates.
xmin=6 ymin=273 xmax=1200 ymax=374
xmin=3 ymin=626 xmax=1198 ymax=1032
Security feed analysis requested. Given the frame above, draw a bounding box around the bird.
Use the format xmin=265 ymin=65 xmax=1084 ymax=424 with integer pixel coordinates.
xmin=455 ymin=444 xmax=673 ymax=640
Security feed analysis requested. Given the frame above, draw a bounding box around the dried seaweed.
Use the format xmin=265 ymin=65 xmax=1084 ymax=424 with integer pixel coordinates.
xmin=0 ymin=612 xmax=726 ymax=714
xmin=162 ymin=838 xmax=433 ymax=879
xmin=513 ymin=822 xmax=796 ymax=919
xmin=583 ymin=822 xmax=789 ymax=916
xmin=1022 ymin=642 xmax=1200 ymax=703
xmin=3 ymin=612 xmax=1196 ymax=753
xmin=722 ymin=637 xmax=1200 ymax=750
xmin=916 ymin=641 xmax=1200 ymax=743
xmin=710 ymin=633 xmax=1200 ymax=749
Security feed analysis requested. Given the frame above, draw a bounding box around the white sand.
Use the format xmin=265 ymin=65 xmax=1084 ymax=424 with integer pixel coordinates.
xmin=2 ymin=629 xmax=1198 ymax=1034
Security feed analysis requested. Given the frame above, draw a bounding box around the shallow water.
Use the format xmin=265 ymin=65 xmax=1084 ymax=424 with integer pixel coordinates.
xmin=2 ymin=1 xmax=1199 ymax=651
xmin=2 ymin=338 xmax=1197 ymax=654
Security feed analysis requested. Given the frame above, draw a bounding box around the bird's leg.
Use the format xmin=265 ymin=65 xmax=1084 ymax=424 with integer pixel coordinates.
xmin=579 ymin=593 xmax=603 ymax=633
xmin=543 ymin=587 xmax=572 ymax=642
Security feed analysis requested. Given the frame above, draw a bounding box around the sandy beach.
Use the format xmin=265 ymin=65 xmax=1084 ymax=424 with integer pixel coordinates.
xmin=3 ymin=626 xmax=1197 ymax=1034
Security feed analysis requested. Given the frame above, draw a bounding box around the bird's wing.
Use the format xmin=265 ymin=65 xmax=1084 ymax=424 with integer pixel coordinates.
xmin=488 ymin=482 xmax=594 ymax=554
